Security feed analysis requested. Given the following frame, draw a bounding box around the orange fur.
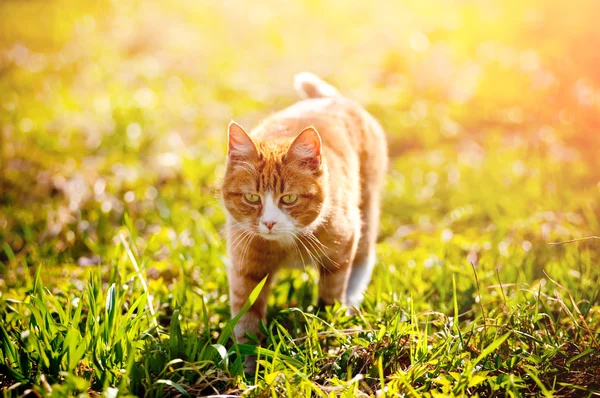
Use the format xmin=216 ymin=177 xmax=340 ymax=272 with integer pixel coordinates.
xmin=222 ymin=73 xmax=388 ymax=354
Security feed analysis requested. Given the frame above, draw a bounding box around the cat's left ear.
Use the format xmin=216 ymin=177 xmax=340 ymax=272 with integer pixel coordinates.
xmin=286 ymin=127 xmax=322 ymax=170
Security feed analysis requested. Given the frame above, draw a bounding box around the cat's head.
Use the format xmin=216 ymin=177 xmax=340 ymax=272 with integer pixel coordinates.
xmin=222 ymin=121 xmax=327 ymax=243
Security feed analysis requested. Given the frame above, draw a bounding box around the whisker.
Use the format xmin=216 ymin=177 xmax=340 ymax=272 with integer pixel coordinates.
xmin=229 ymin=229 xmax=252 ymax=252
xmin=301 ymin=236 xmax=331 ymax=271
xmin=305 ymin=233 xmax=339 ymax=268
xmin=294 ymin=233 xmax=326 ymax=271
xmin=288 ymin=233 xmax=308 ymax=273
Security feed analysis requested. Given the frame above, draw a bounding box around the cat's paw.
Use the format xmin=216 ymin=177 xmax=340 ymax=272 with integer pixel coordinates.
xmin=345 ymin=305 xmax=360 ymax=316
xmin=243 ymin=354 xmax=257 ymax=374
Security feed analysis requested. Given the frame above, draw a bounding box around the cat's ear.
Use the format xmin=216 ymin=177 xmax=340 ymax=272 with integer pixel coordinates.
xmin=228 ymin=121 xmax=257 ymax=161
xmin=286 ymin=126 xmax=322 ymax=170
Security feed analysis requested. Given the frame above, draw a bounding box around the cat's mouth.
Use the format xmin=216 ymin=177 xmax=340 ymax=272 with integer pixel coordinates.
xmin=258 ymin=231 xmax=283 ymax=240
xmin=258 ymin=231 xmax=294 ymax=244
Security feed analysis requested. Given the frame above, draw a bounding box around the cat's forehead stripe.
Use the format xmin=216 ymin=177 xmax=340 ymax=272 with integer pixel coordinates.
xmin=253 ymin=160 xmax=285 ymax=193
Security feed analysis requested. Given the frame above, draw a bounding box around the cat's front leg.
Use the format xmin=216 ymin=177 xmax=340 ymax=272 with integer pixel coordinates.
xmin=229 ymin=266 xmax=273 ymax=373
xmin=318 ymin=266 xmax=351 ymax=306
xmin=229 ymin=268 xmax=272 ymax=343
xmin=316 ymin=235 xmax=358 ymax=308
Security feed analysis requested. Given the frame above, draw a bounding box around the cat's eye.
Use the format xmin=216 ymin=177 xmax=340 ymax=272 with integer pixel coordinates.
xmin=244 ymin=193 xmax=261 ymax=204
xmin=281 ymin=194 xmax=298 ymax=205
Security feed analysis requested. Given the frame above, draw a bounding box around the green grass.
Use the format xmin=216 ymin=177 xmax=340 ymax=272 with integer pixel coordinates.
xmin=1 ymin=0 xmax=600 ymax=396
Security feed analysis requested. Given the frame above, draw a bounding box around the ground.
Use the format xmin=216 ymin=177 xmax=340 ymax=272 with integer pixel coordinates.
xmin=1 ymin=0 xmax=600 ymax=396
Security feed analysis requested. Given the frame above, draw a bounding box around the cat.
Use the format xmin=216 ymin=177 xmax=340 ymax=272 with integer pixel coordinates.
xmin=222 ymin=72 xmax=387 ymax=365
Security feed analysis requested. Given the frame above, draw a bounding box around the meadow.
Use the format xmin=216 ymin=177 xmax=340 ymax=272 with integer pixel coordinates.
xmin=1 ymin=0 xmax=600 ymax=396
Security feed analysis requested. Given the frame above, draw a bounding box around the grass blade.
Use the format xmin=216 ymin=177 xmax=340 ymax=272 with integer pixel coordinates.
xmin=218 ymin=276 xmax=268 ymax=346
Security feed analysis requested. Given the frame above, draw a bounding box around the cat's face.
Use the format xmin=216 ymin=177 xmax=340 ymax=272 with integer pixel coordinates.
xmin=222 ymin=122 xmax=326 ymax=243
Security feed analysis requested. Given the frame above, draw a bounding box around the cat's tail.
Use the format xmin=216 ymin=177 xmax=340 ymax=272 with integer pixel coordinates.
xmin=294 ymin=72 xmax=339 ymax=99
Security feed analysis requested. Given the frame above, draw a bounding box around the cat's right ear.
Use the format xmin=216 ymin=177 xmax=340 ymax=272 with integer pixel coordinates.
xmin=228 ymin=121 xmax=257 ymax=162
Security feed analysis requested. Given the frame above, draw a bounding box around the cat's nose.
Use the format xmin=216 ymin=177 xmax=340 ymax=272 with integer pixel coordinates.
xmin=262 ymin=221 xmax=277 ymax=230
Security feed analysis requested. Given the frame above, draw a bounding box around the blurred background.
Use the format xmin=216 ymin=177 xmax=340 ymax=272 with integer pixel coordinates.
xmin=1 ymin=0 xmax=599 ymax=285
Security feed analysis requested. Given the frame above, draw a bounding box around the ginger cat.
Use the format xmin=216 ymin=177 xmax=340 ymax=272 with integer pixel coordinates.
xmin=222 ymin=72 xmax=387 ymax=353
